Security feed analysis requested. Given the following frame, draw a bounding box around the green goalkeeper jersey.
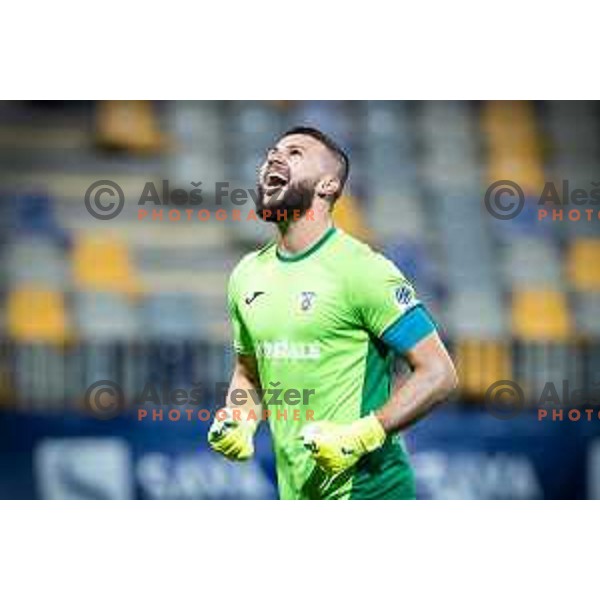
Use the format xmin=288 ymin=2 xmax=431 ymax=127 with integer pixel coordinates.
xmin=228 ymin=227 xmax=417 ymax=500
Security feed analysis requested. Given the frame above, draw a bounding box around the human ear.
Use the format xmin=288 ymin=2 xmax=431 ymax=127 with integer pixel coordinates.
xmin=316 ymin=176 xmax=340 ymax=199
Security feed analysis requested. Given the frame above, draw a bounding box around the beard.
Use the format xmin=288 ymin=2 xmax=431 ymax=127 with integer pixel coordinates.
xmin=255 ymin=179 xmax=315 ymax=222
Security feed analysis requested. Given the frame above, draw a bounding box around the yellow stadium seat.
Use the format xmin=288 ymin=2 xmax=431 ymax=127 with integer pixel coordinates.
xmin=72 ymin=233 xmax=140 ymax=296
xmin=484 ymin=122 xmax=539 ymax=149
xmin=482 ymin=101 xmax=544 ymax=196
xmin=487 ymin=135 xmax=542 ymax=163
xmin=482 ymin=101 xmax=536 ymax=133
xmin=454 ymin=340 xmax=512 ymax=398
xmin=7 ymin=285 xmax=69 ymax=343
xmin=333 ymin=194 xmax=372 ymax=243
xmin=567 ymin=239 xmax=600 ymax=291
xmin=487 ymin=159 xmax=545 ymax=194
xmin=512 ymin=289 xmax=572 ymax=341
xmin=96 ymin=100 xmax=165 ymax=153
xmin=266 ymin=100 xmax=294 ymax=109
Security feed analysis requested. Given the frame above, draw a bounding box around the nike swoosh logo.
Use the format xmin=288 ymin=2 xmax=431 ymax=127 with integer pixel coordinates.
xmin=245 ymin=291 xmax=265 ymax=305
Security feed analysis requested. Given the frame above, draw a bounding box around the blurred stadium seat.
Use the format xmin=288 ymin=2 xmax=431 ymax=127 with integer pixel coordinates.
xmin=72 ymin=233 xmax=141 ymax=296
xmin=7 ymin=284 xmax=69 ymax=343
xmin=512 ymin=289 xmax=572 ymax=341
xmin=5 ymin=238 xmax=68 ymax=288
xmin=142 ymin=292 xmax=205 ymax=340
xmin=332 ymin=194 xmax=372 ymax=243
xmin=455 ymin=340 xmax=512 ymax=397
xmin=567 ymin=238 xmax=600 ymax=291
xmin=74 ymin=292 xmax=139 ymax=341
xmin=13 ymin=191 xmax=70 ymax=247
xmin=96 ymin=100 xmax=165 ymax=153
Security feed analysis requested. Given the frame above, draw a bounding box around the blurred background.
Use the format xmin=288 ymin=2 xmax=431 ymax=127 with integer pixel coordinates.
xmin=0 ymin=100 xmax=599 ymax=499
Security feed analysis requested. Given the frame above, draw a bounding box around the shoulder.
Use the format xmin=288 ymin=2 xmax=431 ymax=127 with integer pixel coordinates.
xmin=229 ymin=241 xmax=276 ymax=289
xmin=334 ymin=230 xmax=402 ymax=279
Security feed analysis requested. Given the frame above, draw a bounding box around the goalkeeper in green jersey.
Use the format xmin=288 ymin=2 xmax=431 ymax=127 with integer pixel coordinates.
xmin=209 ymin=126 xmax=458 ymax=499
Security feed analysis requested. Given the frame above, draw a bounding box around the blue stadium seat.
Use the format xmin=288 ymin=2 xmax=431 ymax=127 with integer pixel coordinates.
xmin=142 ymin=293 xmax=204 ymax=340
xmin=141 ymin=293 xmax=207 ymax=387
xmin=74 ymin=292 xmax=139 ymax=341
xmin=12 ymin=192 xmax=70 ymax=248
xmin=291 ymin=101 xmax=354 ymax=150
xmin=5 ymin=239 xmax=68 ymax=288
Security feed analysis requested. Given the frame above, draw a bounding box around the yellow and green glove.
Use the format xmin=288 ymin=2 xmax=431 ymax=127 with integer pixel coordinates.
xmin=300 ymin=414 xmax=386 ymax=475
xmin=208 ymin=407 xmax=258 ymax=461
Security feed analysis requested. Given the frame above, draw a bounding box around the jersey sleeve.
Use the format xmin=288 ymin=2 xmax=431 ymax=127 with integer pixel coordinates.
xmin=350 ymin=252 xmax=423 ymax=339
xmin=227 ymin=268 xmax=254 ymax=355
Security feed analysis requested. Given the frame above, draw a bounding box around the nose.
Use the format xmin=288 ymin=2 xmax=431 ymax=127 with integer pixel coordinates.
xmin=267 ymin=148 xmax=285 ymax=166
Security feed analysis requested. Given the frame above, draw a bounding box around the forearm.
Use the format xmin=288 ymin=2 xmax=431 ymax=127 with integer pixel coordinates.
xmin=375 ymin=365 xmax=456 ymax=433
xmin=208 ymin=354 xmax=262 ymax=461
xmin=224 ymin=354 xmax=262 ymax=415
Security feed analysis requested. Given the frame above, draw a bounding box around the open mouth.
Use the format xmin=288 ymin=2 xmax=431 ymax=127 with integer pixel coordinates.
xmin=263 ymin=171 xmax=289 ymax=197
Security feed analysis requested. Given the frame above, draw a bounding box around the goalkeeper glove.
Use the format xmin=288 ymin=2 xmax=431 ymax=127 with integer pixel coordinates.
xmin=300 ymin=414 xmax=386 ymax=475
xmin=208 ymin=407 xmax=258 ymax=461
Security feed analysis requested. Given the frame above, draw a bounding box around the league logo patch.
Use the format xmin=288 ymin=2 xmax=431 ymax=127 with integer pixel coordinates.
xmin=395 ymin=284 xmax=414 ymax=306
xmin=299 ymin=291 xmax=316 ymax=312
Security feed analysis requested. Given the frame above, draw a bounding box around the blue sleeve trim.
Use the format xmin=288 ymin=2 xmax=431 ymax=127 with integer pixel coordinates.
xmin=381 ymin=305 xmax=436 ymax=354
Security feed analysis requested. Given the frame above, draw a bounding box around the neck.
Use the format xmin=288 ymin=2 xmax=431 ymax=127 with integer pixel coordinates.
xmin=276 ymin=213 xmax=333 ymax=256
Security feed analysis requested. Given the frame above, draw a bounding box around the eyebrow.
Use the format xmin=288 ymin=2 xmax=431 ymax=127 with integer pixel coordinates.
xmin=267 ymin=142 xmax=306 ymax=154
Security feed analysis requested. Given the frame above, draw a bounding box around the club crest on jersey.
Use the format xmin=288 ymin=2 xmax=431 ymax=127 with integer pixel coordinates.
xmin=299 ymin=291 xmax=317 ymax=312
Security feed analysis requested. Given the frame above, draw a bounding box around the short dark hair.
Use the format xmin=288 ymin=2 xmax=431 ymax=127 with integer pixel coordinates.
xmin=281 ymin=126 xmax=350 ymax=200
